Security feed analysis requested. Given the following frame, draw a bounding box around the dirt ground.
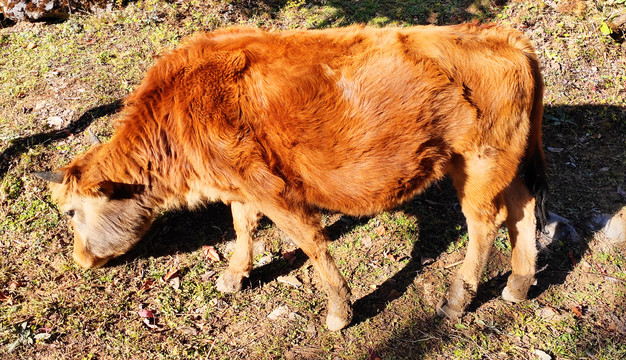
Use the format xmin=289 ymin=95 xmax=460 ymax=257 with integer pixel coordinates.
xmin=1 ymin=1 xmax=625 ymax=359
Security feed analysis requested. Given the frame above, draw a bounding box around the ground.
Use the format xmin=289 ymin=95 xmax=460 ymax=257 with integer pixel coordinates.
xmin=0 ymin=1 xmax=625 ymax=359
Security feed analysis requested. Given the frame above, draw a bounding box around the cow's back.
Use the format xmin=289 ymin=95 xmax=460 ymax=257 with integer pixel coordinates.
xmin=152 ymin=25 xmax=539 ymax=216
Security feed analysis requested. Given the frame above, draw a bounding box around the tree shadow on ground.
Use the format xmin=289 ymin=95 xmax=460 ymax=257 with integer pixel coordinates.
xmin=0 ymin=100 xmax=122 ymax=180
xmin=318 ymin=0 xmax=506 ymax=27
xmin=228 ymin=0 xmax=509 ymax=28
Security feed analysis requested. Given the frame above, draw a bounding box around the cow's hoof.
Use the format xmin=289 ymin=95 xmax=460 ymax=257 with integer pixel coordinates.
xmin=215 ymin=271 xmax=243 ymax=293
xmin=502 ymin=274 xmax=536 ymax=303
xmin=502 ymin=286 xmax=524 ymax=303
xmin=326 ymin=301 xmax=352 ymax=331
xmin=436 ymin=298 xmax=463 ymax=320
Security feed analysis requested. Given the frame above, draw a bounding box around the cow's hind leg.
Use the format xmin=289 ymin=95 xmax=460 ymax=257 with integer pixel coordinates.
xmin=502 ymin=178 xmax=538 ymax=302
xmin=437 ymin=154 xmax=509 ymax=319
xmin=260 ymin=203 xmax=352 ymax=331
xmin=216 ymin=202 xmax=262 ymax=293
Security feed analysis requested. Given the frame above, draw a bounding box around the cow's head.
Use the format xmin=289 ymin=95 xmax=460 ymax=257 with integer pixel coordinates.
xmin=35 ymin=166 xmax=154 ymax=269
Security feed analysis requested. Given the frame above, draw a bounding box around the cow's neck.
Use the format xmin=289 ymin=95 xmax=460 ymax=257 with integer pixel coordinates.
xmin=97 ymin=122 xmax=235 ymax=211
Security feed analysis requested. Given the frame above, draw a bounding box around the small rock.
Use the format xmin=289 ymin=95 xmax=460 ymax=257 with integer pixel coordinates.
xmin=277 ymin=275 xmax=302 ymax=288
xmin=288 ymin=311 xmax=304 ymax=322
xmin=169 ymin=277 xmax=180 ymax=290
xmin=538 ymin=212 xmax=581 ymax=249
xmin=256 ymin=254 xmax=273 ymax=267
xmin=304 ymin=322 xmax=317 ymax=337
xmin=590 ymin=206 xmax=626 ymax=245
xmin=179 ymin=326 xmax=198 ymax=336
xmin=47 ymin=116 xmax=64 ymax=128
xmin=536 ymin=306 xmax=561 ymax=322
xmin=252 ymin=240 xmax=266 ymax=256
xmin=534 ymin=349 xmax=552 ymax=360
xmin=361 ymin=235 xmax=373 ymax=248
xmin=267 ymin=305 xmax=289 ymax=320
xmin=200 ymin=270 xmax=215 ymax=282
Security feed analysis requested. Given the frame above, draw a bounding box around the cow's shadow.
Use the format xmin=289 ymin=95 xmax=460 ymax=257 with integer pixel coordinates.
xmin=114 ymin=177 xmax=465 ymax=325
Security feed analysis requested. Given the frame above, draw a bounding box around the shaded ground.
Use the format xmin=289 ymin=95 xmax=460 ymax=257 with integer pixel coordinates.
xmin=1 ymin=1 xmax=625 ymax=359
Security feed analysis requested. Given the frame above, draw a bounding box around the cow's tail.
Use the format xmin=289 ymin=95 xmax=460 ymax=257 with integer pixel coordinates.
xmin=519 ymin=48 xmax=549 ymax=232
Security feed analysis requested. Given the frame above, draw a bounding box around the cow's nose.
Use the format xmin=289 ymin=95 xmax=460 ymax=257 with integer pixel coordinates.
xmin=72 ymin=231 xmax=111 ymax=269
xmin=72 ymin=248 xmax=111 ymax=269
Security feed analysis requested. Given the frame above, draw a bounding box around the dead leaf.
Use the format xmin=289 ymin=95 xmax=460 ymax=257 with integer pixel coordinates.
xmin=26 ymin=42 xmax=37 ymax=49
xmin=361 ymin=235 xmax=373 ymax=248
xmin=143 ymin=318 xmax=164 ymax=330
xmin=375 ymin=225 xmax=386 ymax=237
xmin=163 ymin=268 xmax=179 ymax=282
xmin=138 ymin=308 xmax=164 ymax=330
xmin=47 ymin=116 xmax=64 ymax=128
xmin=0 ymin=291 xmax=11 ymax=304
xmin=203 ymin=246 xmax=221 ymax=262
xmin=138 ymin=309 xmax=155 ymax=319
xmin=368 ymin=348 xmax=382 ymax=360
xmin=268 ymin=305 xmax=289 ymax=320
xmin=138 ymin=279 xmax=154 ymax=293
xmin=8 ymin=280 xmax=23 ymax=290
xmin=179 ymin=326 xmax=198 ymax=336
xmin=200 ymin=270 xmax=215 ymax=282
xmin=537 ymin=306 xmax=560 ymax=321
xmin=288 ymin=311 xmax=304 ymax=322
xmin=161 ymin=267 xmax=181 ymax=289
xmin=386 ymin=253 xmax=397 ymax=262
xmin=571 ymin=305 xmax=586 ymax=317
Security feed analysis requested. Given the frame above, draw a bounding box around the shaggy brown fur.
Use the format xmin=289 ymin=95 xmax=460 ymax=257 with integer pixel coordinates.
xmin=38 ymin=23 xmax=547 ymax=330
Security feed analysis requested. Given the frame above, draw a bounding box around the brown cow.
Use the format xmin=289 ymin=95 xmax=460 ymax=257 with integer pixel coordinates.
xmin=36 ymin=23 xmax=547 ymax=331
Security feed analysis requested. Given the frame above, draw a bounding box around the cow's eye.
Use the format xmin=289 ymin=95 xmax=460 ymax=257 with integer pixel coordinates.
xmin=65 ymin=210 xmax=75 ymax=218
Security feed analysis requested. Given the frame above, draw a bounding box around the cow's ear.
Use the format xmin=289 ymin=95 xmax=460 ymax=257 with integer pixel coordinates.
xmin=33 ymin=171 xmax=66 ymax=184
xmin=228 ymin=50 xmax=250 ymax=75
xmin=97 ymin=181 xmax=144 ymax=200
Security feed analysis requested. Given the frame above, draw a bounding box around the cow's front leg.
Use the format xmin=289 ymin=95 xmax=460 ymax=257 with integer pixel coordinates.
xmin=216 ymin=202 xmax=261 ymax=293
xmin=260 ymin=202 xmax=352 ymax=331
